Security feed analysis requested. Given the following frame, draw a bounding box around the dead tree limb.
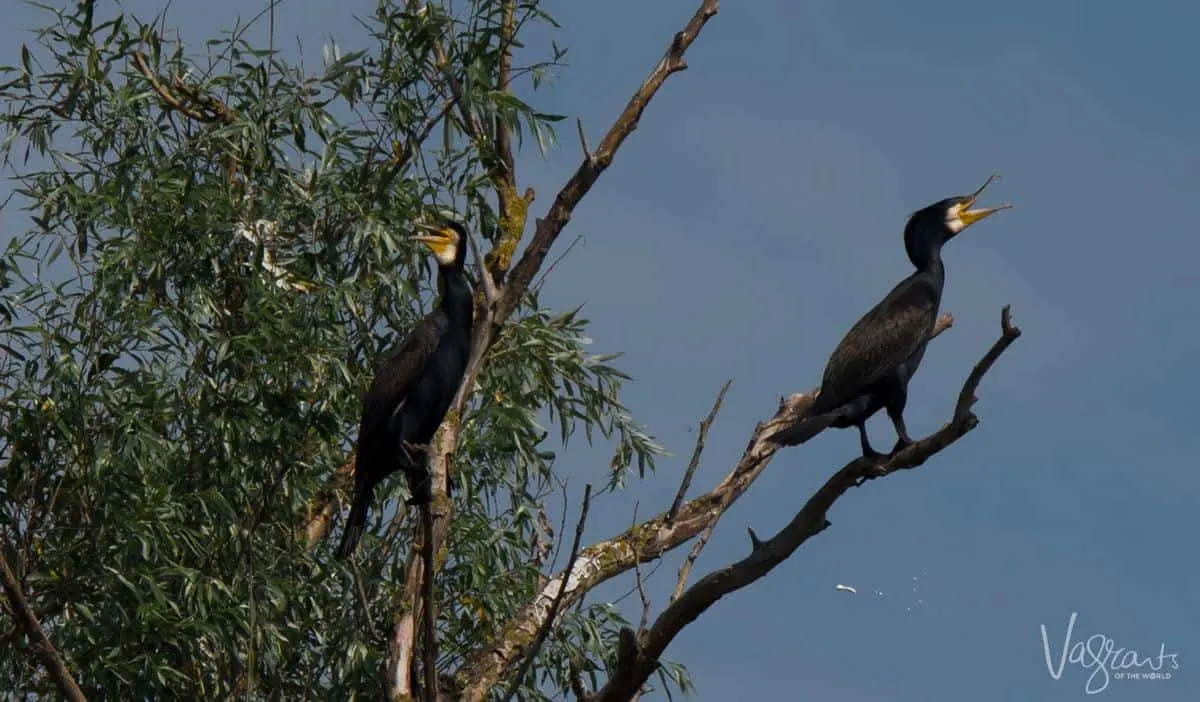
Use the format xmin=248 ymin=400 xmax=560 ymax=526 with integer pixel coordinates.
xmin=588 ymin=307 xmax=1022 ymax=702
xmin=0 ymin=546 xmax=87 ymax=702
xmin=496 ymin=0 xmax=721 ymax=323
xmin=454 ymin=314 xmax=954 ymax=697
xmin=667 ymin=380 xmax=731 ymax=525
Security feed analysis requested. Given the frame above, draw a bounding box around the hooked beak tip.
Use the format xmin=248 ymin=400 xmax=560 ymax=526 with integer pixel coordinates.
xmin=966 ymin=173 xmax=1002 ymax=206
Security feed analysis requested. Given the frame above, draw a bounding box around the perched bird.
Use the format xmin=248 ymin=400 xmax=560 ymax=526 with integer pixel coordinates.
xmin=780 ymin=176 xmax=1010 ymax=457
xmin=335 ymin=217 xmax=474 ymax=559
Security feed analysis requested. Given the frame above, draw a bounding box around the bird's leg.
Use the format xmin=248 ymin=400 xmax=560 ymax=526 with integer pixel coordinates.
xmin=885 ymin=406 xmax=914 ymax=455
xmin=883 ymin=385 xmax=914 ymax=454
xmin=853 ymin=422 xmax=889 ymax=486
xmin=856 ymin=422 xmax=883 ymax=460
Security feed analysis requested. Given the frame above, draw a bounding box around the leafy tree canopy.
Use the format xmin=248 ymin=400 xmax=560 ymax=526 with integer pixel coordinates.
xmin=0 ymin=1 xmax=674 ymax=698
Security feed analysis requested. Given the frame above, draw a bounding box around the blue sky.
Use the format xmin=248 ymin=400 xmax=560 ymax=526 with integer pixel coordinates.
xmin=4 ymin=1 xmax=1197 ymax=700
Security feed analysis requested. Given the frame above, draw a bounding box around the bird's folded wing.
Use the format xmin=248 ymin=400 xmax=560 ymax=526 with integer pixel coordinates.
xmin=817 ymin=281 xmax=938 ymax=409
xmin=358 ymin=312 xmax=448 ymax=438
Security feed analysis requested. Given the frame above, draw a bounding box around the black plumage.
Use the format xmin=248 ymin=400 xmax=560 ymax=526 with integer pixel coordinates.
xmin=782 ymin=176 xmax=1010 ymax=457
xmin=335 ymin=218 xmax=475 ymax=559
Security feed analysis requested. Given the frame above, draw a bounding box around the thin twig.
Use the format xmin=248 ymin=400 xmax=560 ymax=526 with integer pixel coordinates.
xmin=671 ymin=521 xmax=716 ymax=605
xmin=575 ymin=117 xmax=593 ymax=163
xmin=349 ymin=559 xmax=375 ymax=638
xmin=266 ymin=0 xmax=275 ymax=86
xmin=667 ymin=380 xmax=731 ymax=524
xmin=530 ymin=234 xmax=584 ymax=298
xmin=627 ymin=502 xmax=653 ymax=640
xmin=547 ymin=475 xmax=571 ymax=575
xmin=501 ymin=484 xmax=592 ymax=702
xmin=388 ymin=97 xmax=457 ymax=177
xmin=665 ymin=380 xmax=732 ymax=603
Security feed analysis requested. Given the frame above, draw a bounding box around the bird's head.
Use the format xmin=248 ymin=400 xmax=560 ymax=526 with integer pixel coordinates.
xmin=413 ymin=216 xmax=468 ymax=267
xmin=904 ymin=174 xmax=1011 ymax=264
xmin=913 ymin=174 xmax=1012 ymax=238
xmin=941 ymin=173 xmax=1012 ymax=236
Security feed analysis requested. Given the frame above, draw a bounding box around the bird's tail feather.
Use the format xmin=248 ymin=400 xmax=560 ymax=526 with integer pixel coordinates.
xmin=335 ymin=483 xmax=373 ymax=560
xmin=775 ymin=411 xmax=837 ymax=446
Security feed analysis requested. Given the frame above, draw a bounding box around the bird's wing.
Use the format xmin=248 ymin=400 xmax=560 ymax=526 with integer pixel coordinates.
xmin=357 ymin=311 xmax=448 ymax=440
xmin=815 ymin=277 xmax=939 ymax=410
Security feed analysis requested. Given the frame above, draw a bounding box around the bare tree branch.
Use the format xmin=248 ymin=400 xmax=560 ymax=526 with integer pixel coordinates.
xmin=670 ymin=517 xmax=717 ymax=606
xmin=529 ymin=233 xmax=583 ymax=297
xmin=667 ymin=380 xmax=731 ymax=524
xmin=494 ymin=0 xmax=517 ymax=182
xmin=0 ymin=547 xmax=87 ymax=702
xmin=501 ymin=484 xmax=592 ymax=702
xmin=496 ymin=0 xmax=722 ymax=323
xmin=666 ymin=381 xmax=731 ymax=603
xmin=453 ymin=315 xmax=952 ymax=698
xmin=589 ymin=307 xmax=1022 ymax=702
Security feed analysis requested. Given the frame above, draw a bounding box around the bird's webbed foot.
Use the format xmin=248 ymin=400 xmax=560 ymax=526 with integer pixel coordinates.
xmin=890 ymin=436 xmax=913 ymax=455
xmin=854 ymin=424 xmax=889 ymax=485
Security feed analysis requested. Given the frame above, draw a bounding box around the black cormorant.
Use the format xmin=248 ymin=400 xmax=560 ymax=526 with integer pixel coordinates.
xmin=781 ymin=176 xmax=1010 ymax=457
xmin=335 ymin=217 xmax=474 ymax=559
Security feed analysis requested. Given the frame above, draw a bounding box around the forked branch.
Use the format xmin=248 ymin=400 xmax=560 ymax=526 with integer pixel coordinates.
xmin=588 ymin=307 xmax=1022 ymax=702
xmin=496 ymin=0 xmax=722 ymax=322
xmin=453 ymin=314 xmax=954 ymax=698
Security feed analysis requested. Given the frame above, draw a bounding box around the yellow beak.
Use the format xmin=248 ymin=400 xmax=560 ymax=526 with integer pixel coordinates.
xmin=412 ymin=222 xmax=453 ymax=246
xmin=959 ymin=173 xmax=1013 ymax=227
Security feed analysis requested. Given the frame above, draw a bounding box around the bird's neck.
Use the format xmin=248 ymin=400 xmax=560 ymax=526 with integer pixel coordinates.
xmin=908 ymin=244 xmax=945 ymax=281
xmin=437 ymin=266 xmax=473 ymax=323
